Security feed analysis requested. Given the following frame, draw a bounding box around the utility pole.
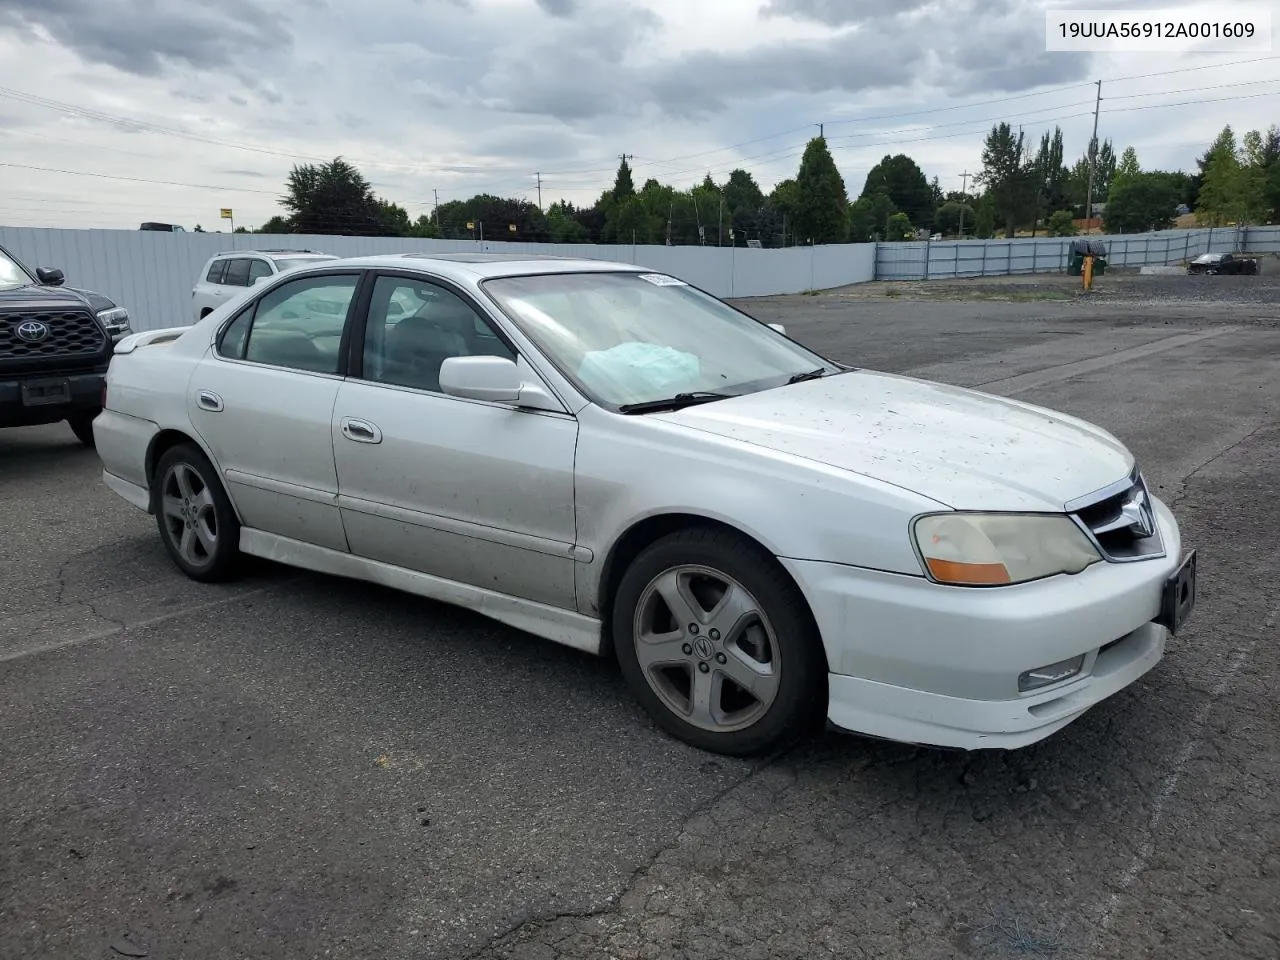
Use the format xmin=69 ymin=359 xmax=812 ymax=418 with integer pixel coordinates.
xmin=957 ymin=170 xmax=972 ymax=237
xmin=433 ymin=189 xmax=439 ymax=224
xmin=817 ymin=122 xmax=824 ymax=139
xmin=535 ymin=173 xmax=542 ymax=213
xmin=1084 ymin=80 xmax=1102 ymax=234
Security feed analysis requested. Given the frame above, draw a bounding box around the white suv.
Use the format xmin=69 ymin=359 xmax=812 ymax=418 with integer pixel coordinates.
xmin=191 ymin=249 xmax=337 ymax=321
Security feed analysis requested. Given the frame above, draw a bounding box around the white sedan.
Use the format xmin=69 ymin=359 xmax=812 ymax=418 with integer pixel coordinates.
xmin=94 ymin=253 xmax=1197 ymax=756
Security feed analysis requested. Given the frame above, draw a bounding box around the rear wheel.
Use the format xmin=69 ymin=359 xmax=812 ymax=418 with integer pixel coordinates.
xmin=613 ymin=527 xmax=827 ymax=756
xmin=67 ymin=410 xmax=98 ymax=447
xmin=152 ymin=443 xmax=242 ymax=582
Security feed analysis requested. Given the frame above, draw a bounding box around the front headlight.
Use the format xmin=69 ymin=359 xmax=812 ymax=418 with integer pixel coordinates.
xmin=96 ymin=307 xmax=130 ymax=333
xmin=913 ymin=513 xmax=1101 ymax=586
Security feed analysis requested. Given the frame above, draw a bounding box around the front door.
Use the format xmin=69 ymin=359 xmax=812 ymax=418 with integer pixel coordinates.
xmin=331 ymin=271 xmax=579 ymax=609
xmin=188 ymin=269 xmax=364 ymax=552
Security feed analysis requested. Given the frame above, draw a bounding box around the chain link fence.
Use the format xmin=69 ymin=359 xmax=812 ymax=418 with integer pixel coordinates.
xmin=874 ymin=225 xmax=1280 ymax=281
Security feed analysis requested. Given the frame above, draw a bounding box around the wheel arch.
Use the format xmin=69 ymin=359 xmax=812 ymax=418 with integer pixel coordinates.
xmin=144 ymin=428 xmax=241 ymax=522
xmin=595 ymin=512 xmax=826 ymax=669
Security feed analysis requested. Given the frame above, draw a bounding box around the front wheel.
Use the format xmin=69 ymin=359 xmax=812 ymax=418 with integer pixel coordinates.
xmin=152 ymin=443 xmax=242 ymax=582
xmin=612 ymin=527 xmax=827 ymax=756
xmin=67 ymin=410 xmax=98 ymax=447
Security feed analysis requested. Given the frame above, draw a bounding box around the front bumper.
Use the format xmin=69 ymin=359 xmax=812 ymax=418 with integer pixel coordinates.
xmin=783 ymin=496 xmax=1188 ymax=750
xmin=0 ymin=370 xmax=105 ymax=426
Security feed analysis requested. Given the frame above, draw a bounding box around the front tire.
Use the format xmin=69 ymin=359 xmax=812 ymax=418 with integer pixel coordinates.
xmin=152 ymin=443 xmax=242 ymax=582
xmin=612 ymin=527 xmax=827 ymax=756
xmin=67 ymin=410 xmax=98 ymax=447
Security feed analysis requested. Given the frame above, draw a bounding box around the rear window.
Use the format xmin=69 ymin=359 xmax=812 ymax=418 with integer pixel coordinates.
xmin=223 ymin=258 xmax=252 ymax=287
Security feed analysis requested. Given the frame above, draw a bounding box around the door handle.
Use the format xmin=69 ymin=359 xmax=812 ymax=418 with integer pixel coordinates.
xmin=341 ymin=417 xmax=382 ymax=443
xmin=196 ymin=390 xmax=224 ymax=412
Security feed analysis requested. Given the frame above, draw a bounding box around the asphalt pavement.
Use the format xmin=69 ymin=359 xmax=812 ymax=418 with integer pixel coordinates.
xmin=2 ymin=272 xmax=1277 ymax=960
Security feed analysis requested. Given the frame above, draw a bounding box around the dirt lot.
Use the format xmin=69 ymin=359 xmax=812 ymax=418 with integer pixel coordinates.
xmin=2 ymin=272 xmax=1278 ymax=960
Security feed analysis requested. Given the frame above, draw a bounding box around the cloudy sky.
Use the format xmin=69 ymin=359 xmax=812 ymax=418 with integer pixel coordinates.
xmin=1 ymin=0 xmax=1277 ymax=231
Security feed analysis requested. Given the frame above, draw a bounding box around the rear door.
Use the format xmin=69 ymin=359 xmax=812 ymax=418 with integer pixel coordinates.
xmin=187 ymin=268 xmax=367 ymax=552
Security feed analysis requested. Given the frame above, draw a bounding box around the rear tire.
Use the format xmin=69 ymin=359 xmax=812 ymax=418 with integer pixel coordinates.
xmin=612 ymin=526 xmax=827 ymax=756
xmin=152 ymin=442 xmax=242 ymax=582
xmin=67 ymin=410 xmax=98 ymax=448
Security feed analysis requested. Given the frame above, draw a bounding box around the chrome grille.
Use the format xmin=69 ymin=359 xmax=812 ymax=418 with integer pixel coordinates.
xmin=0 ymin=309 xmax=106 ymax=361
xmin=1066 ymin=469 xmax=1166 ymax=563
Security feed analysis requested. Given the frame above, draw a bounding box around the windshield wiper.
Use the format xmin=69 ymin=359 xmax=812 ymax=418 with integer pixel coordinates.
xmin=617 ymin=392 xmax=735 ymax=414
xmin=787 ymin=368 xmax=827 ymax=384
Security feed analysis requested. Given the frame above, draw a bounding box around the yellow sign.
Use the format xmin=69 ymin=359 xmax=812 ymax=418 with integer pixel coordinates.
xmin=508 ymin=223 xmax=517 ymax=233
xmin=466 ymin=221 xmax=474 ymax=230
xmin=220 ymin=208 xmax=233 ymax=219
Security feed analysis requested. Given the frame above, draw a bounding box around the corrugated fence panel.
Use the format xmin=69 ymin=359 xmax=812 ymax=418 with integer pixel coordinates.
xmin=875 ymin=225 xmax=1279 ymax=280
xmin=0 ymin=227 xmax=880 ymax=331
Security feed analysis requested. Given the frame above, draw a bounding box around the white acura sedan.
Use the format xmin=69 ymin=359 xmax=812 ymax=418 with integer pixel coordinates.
xmin=94 ymin=253 xmax=1197 ymax=756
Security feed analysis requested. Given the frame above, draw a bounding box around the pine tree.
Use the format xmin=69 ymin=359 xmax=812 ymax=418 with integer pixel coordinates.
xmin=792 ymin=137 xmax=849 ymax=244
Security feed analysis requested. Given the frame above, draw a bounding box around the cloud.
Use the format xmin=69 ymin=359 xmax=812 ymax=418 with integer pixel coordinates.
xmin=534 ymin=0 xmax=577 ymax=15
xmin=759 ymin=0 xmax=936 ymax=24
xmin=0 ymin=0 xmax=292 ymax=76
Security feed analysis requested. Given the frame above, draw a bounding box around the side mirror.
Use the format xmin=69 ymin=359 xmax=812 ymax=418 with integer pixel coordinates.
xmin=768 ymin=322 xmax=786 ymax=335
xmin=439 ymin=355 xmax=522 ymax=404
xmin=37 ymin=267 xmax=65 ymax=286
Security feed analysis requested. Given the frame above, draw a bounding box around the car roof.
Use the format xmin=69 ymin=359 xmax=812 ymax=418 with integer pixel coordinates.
xmin=210 ymin=249 xmax=335 ymax=259
xmin=281 ymin=252 xmax=650 ymax=282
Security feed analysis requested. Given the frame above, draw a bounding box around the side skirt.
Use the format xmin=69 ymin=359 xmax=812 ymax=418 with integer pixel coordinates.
xmin=238 ymin=528 xmax=604 ymax=656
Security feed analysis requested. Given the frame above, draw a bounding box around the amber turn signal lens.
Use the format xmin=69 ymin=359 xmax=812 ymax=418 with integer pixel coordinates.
xmin=924 ymin=558 xmax=1011 ymax=585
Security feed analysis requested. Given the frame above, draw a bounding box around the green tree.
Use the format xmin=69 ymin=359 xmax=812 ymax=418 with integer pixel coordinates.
xmin=1030 ymin=127 xmax=1068 ymax=234
xmin=546 ymin=201 xmax=589 ymax=243
xmin=859 ymin=154 xmax=934 ymax=229
xmin=973 ymin=203 xmax=996 ymax=239
xmin=281 ymin=156 xmax=386 ymax=235
xmin=792 ymin=136 xmax=850 ymax=244
xmin=1069 ymin=137 xmax=1116 ymax=216
xmin=611 ymin=196 xmax=652 ymax=244
xmin=1114 ymin=147 xmax=1141 ymax=185
xmin=1046 ymin=210 xmax=1077 ymax=236
xmin=1196 ymin=125 xmax=1242 ymax=226
xmin=376 ymin=199 xmax=412 ymax=236
xmin=257 ymin=215 xmax=290 ymax=234
xmin=883 ymin=212 xmax=914 ymax=241
xmin=847 ymin=191 xmax=897 ymax=242
xmin=976 ymin=123 xmax=1032 ymax=237
xmin=612 ymin=157 xmax=636 ymax=200
xmin=933 ymin=201 xmax=974 ymax=237
xmin=1105 ymin=173 xmax=1180 ymax=233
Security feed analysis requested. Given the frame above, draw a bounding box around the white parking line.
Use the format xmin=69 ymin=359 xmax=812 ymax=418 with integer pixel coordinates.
xmin=977 ymin=327 xmax=1240 ymax=396
xmin=0 ymin=582 xmax=290 ymax=665
xmin=1089 ymin=601 xmax=1279 ymax=954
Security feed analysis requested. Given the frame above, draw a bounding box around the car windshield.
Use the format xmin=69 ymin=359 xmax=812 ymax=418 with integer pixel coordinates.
xmin=0 ymin=248 xmax=35 ymax=289
xmin=482 ymin=271 xmax=839 ymax=408
xmin=1194 ymin=254 xmax=1222 ymax=263
xmin=272 ymin=256 xmax=337 ymax=272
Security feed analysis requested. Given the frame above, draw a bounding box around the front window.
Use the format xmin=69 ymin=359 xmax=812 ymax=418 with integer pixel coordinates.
xmin=482 ymin=271 xmax=838 ymax=409
xmin=0 ymin=247 xmax=35 ymax=289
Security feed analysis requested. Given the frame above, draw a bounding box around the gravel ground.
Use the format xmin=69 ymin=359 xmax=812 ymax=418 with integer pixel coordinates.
xmin=1 ymin=271 xmax=1277 ymax=960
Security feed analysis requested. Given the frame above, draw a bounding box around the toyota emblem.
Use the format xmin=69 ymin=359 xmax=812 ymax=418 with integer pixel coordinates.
xmin=15 ymin=320 xmax=49 ymax=343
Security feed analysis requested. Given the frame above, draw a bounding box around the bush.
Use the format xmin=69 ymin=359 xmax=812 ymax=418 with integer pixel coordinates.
xmin=1046 ymin=210 xmax=1078 ymax=237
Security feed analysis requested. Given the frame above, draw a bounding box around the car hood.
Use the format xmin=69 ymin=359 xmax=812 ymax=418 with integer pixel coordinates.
xmin=0 ymin=282 xmax=109 ymax=310
xmin=651 ymin=370 xmax=1134 ymax=511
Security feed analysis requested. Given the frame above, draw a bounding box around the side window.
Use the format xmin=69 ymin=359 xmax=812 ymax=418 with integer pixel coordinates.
xmin=216 ymin=305 xmax=253 ymax=359
xmin=242 ymin=273 xmax=359 ymax=375
xmin=223 ymin=258 xmax=252 ymax=287
xmin=247 ymin=259 xmax=273 ymax=285
xmin=361 ymin=275 xmax=515 ymax=392
xmin=205 ymin=260 xmax=226 ymax=284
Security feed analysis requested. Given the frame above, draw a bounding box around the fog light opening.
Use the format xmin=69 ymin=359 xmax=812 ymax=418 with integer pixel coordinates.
xmin=1019 ymin=655 xmax=1086 ymax=693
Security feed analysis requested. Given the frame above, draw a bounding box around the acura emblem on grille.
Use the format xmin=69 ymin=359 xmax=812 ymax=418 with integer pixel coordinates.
xmin=15 ymin=320 xmax=50 ymax=342
xmin=1120 ymin=487 xmax=1154 ymax=538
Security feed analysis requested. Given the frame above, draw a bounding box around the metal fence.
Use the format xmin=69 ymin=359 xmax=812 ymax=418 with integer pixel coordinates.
xmin=874 ymin=224 xmax=1280 ymax=281
xmin=0 ymin=226 xmax=878 ymax=332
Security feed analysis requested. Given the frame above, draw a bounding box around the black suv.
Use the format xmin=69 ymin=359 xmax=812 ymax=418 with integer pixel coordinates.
xmin=0 ymin=242 xmax=131 ymax=447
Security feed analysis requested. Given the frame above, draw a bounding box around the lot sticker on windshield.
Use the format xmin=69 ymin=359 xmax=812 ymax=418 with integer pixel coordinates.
xmin=637 ymin=273 xmax=687 ymax=286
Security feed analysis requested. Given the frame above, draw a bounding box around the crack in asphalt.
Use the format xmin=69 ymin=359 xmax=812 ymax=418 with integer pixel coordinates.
xmin=461 ymin=746 xmax=799 ymax=960
xmin=1166 ymin=421 xmax=1272 ymax=511
xmin=1088 ymin=601 xmax=1280 ymax=956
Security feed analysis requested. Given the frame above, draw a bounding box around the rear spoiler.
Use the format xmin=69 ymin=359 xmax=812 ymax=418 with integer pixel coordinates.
xmin=112 ymin=326 xmax=192 ymax=355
